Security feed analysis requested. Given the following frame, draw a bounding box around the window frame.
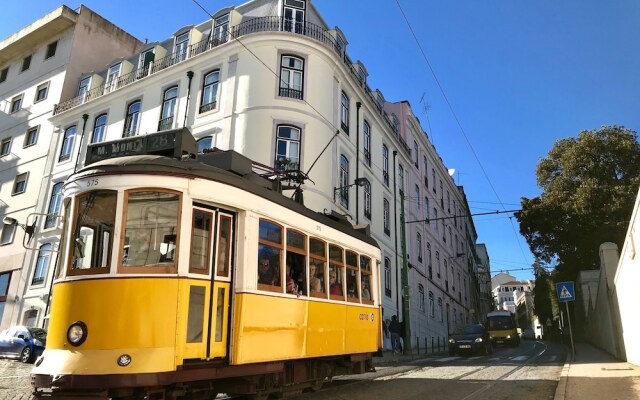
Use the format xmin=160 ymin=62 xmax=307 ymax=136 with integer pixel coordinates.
xmin=258 ymin=219 xmax=285 ymax=292
xmin=383 ymin=198 xmax=390 ymax=236
xmin=1 ymin=223 xmax=16 ymax=245
xmin=345 ymin=250 xmax=359 ymax=303
xmin=339 ymin=155 xmax=349 ymax=208
xmin=31 ymin=243 xmax=52 ymax=286
xmin=275 ymin=125 xmax=301 ymax=171
xmin=34 ymin=82 xmax=49 ymax=103
xmin=418 ymin=284 xmax=425 ymax=311
xmin=123 ymin=100 xmax=141 ymax=137
xmin=44 ymin=182 xmax=64 ymax=229
xmin=340 ymin=91 xmax=350 ymax=133
xmin=24 ymin=126 xmax=39 ymax=148
xmin=279 ymin=54 xmax=304 ymax=100
xmin=21 ymin=55 xmax=32 ymax=72
xmin=159 ymin=86 xmax=178 ymax=131
xmin=384 ymin=256 xmax=391 ymax=297
xmin=10 ymin=95 xmax=22 ymax=114
xmin=199 ymin=69 xmax=220 ymax=113
xmin=91 ymin=114 xmax=108 ymax=144
xmin=309 ymin=237 xmax=328 ymax=299
xmin=45 ymin=41 xmax=58 ymax=60
xmin=363 ymin=180 xmax=371 ymax=220
xmin=0 ymin=67 xmax=8 ymax=83
xmin=328 ymin=244 xmax=346 ymax=301
xmin=12 ymin=172 xmax=28 ymax=195
xmin=58 ymin=125 xmax=76 ymax=162
xmin=382 ymin=144 xmax=389 ymax=186
xmin=363 ymin=120 xmax=371 ymax=166
xmin=0 ymin=137 xmax=11 ymax=157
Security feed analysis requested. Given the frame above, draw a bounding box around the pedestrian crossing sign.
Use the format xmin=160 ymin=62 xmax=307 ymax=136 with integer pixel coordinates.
xmin=556 ymin=281 xmax=575 ymax=302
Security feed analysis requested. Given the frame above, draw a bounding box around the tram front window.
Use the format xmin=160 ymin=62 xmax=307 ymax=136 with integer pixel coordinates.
xmin=69 ymin=190 xmax=116 ymax=275
xmin=122 ymin=191 xmax=180 ymax=271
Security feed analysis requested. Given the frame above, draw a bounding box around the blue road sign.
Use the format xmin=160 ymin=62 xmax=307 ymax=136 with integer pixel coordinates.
xmin=556 ymin=281 xmax=575 ymax=302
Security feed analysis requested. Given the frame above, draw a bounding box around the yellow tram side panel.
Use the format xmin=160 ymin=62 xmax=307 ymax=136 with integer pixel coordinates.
xmin=231 ymin=293 xmax=381 ymax=365
xmin=35 ymin=278 xmax=180 ymax=376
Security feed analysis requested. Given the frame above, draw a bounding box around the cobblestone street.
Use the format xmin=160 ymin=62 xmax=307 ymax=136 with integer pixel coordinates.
xmin=0 ymin=359 xmax=33 ymax=400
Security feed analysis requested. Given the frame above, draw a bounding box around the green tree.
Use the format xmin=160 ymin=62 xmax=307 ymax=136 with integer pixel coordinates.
xmin=517 ymin=126 xmax=640 ymax=280
xmin=532 ymin=262 xmax=554 ymax=328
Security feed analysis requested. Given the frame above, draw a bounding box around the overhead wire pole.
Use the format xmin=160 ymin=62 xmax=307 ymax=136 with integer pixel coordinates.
xmin=399 ymin=191 xmax=411 ymax=354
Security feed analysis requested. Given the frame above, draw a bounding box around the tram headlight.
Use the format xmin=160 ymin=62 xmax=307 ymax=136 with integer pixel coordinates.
xmin=448 ymin=338 xmax=455 ymax=344
xmin=474 ymin=338 xmax=483 ymax=343
xmin=67 ymin=321 xmax=88 ymax=346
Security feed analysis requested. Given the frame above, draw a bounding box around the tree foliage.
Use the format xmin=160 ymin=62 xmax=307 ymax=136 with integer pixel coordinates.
xmin=517 ymin=126 xmax=640 ymax=280
xmin=532 ymin=262 xmax=555 ymax=326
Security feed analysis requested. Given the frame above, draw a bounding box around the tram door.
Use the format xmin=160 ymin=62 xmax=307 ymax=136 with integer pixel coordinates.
xmin=185 ymin=206 xmax=234 ymax=361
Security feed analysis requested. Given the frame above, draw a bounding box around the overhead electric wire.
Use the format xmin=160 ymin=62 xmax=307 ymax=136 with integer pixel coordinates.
xmin=393 ymin=0 xmax=531 ymax=266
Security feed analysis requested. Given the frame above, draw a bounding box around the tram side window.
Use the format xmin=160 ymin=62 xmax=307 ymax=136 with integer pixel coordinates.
xmin=121 ymin=191 xmax=180 ymax=271
xmin=329 ymin=245 xmax=345 ymax=300
xmin=257 ymin=219 xmax=282 ymax=290
xmin=345 ymin=250 xmax=359 ymax=302
xmin=286 ymin=229 xmax=306 ymax=296
xmin=360 ymin=255 xmax=373 ymax=303
xmin=309 ymin=238 xmax=326 ymax=298
xmin=56 ymin=199 xmax=70 ymax=278
xmin=216 ymin=214 xmax=232 ymax=278
xmin=190 ymin=209 xmax=213 ymax=274
xmin=68 ymin=190 xmax=117 ymax=275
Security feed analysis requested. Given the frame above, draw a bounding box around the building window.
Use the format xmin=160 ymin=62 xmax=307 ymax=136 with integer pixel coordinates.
xmin=440 ymin=180 xmax=444 ymax=207
xmin=392 ymin=115 xmax=399 ymax=134
xmin=384 ymin=256 xmax=391 ymax=297
xmin=45 ymin=41 xmax=58 ymax=59
xmin=137 ymin=49 xmax=155 ymax=77
xmin=418 ymin=284 xmax=425 ymax=311
xmin=283 ymin=0 xmax=305 ymax=34
xmin=159 ymin=86 xmax=178 ymax=131
xmin=364 ymin=180 xmax=371 ymax=220
xmin=423 ymin=156 xmax=428 ymax=187
xmin=13 ymin=172 xmax=28 ymax=195
xmin=45 ymin=182 xmax=63 ymax=229
xmin=363 ymin=121 xmax=371 ymax=166
xmin=383 ymin=198 xmax=390 ymax=236
xmin=414 ymin=140 xmax=419 ymax=167
xmin=123 ymin=101 xmax=141 ymax=137
xmin=275 ymin=125 xmax=301 ymax=171
xmin=174 ymin=31 xmax=189 ymax=63
xmin=35 ymin=82 xmax=49 ymax=102
xmin=340 ymin=91 xmax=349 ymax=133
xmin=91 ymin=114 xmax=107 ymax=143
xmin=0 ymin=67 xmax=7 ymax=83
xmin=427 ymin=242 xmax=432 ymax=278
xmin=10 ymin=95 xmax=22 ymax=113
xmin=417 ymin=232 xmax=422 ymax=262
xmin=339 ymin=155 xmax=349 ymax=208
xmin=59 ymin=126 xmax=76 ymax=161
xmin=105 ymin=63 xmax=121 ymax=92
xmin=197 ymin=137 xmax=212 ymax=154
xmin=279 ymin=55 xmax=304 ymax=100
xmin=21 ymin=55 xmax=31 ymax=72
xmin=432 ymin=169 xmax=436 ymax=193
xmin=212 ymin=13 xmax=230 ymax=44
xmin=438 ymin=298 xmax=443 ymax=321
xmin=415 ymin=185 xmax=420 ymax=209
xmin=24 ymin=126 xmax=38 ymax=148
xmin=433 ymin=208 xmax=438 ymax=230
xmin=382 ymin=144 xmax=389 ymax=186
xmin=424 ymin=197 xmax=429 ymax=220
xmin=429 ymin=290 xmax=434 ymax=317
xmin=200 ymin=70 xmax=219 ymax=113
xmin=1 ymin=138 xmax=11 ymax=157
xmin=77 ymin=76 xmax=91 ymax=97
xmin=376 ymin=92 xmax=384 ymax=111
xmin=436 ymin=251 xmax=440 ymax=277
xmin=1 ymin=222 xmax=16 ymax=245
xmin=0 ymin=273 xmax=11 ymax=318
xmin=398 ymin=164 xmax=404 ymax=195
xmin=32 ymin=243 xmax=52 ymax=286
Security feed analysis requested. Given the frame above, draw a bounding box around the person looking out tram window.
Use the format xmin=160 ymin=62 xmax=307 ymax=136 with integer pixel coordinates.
xmin=329 ymin=268 xmax=342 ymax=295
xmin=285 ymin=263 xmax=299 ymax=295
xmin=258 ymin=255 xmax=279 ymax=286
xmin=309 ymin=262 xmax=322 ymax=292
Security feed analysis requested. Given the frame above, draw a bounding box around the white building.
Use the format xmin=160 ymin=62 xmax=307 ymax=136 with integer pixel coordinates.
xmin=15 ymin=0 xmax=484 ymax=350
xmin=0 ymin=5 xmax=142 ymax=329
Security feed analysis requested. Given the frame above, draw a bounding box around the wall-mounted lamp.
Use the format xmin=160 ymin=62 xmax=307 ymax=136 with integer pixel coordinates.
xmin=333 ymin=177 xmax=368 ymax=201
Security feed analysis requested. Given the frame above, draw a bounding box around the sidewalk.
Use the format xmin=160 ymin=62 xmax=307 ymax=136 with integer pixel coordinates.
xmin=554 ymin=342 xmax=640 ymax=400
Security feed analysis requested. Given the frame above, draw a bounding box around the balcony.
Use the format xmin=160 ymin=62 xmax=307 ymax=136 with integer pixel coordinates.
xmin=53 ymin=17 xmax=339 ymax=115
xmin=158 ymin=116 xmax=174 ymax=132
xmin=279 ymin=87 xmax=303 ymax=100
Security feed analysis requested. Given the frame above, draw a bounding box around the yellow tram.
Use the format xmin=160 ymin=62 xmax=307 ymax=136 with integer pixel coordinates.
xmin=32 ymin=131 xmax=382 ymax=399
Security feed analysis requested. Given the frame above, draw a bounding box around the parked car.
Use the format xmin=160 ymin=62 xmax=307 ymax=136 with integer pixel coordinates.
xmin=522 ymin=327 xmax=536 ymax=340
xmin=449 ymin=324 xmax=493 ymax=356
xmin=0 ymin=326 xmax=47 ymax=363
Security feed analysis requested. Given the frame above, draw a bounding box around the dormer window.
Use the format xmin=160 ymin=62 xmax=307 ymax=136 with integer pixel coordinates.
xmin=213 ymin=14 xmax=230 ymax=44
xmin=392 ymin=115 xmax=399 ymax=134
xmin=105 ymin=63 xmax=121 ymax=92
xmin=138 ymin=49 xmax=155 ymax=76
xmin=376 ymin=92 xmax=384 ymax=111
xmin=174 ymin=32 xmax=190 ymax=63
xmin=283 ymin=0 xmax=305 ymax=33
xmin=358 ymin=67 xmax=366 ymax=83
xmin=77 ymin=76 xmax=91 ymax=98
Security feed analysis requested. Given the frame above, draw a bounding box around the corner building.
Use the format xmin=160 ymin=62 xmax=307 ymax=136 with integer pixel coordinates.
xmin=23 ymin=0 xmax=485 ymax=351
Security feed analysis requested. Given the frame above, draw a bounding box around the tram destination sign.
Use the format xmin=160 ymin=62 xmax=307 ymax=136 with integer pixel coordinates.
xmin=86 ymin=128 xmax=196 ymax=165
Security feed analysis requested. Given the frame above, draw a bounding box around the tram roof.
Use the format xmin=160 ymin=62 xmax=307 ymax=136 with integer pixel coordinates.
xmin=74 ymin=154 xmax=379 ymax=249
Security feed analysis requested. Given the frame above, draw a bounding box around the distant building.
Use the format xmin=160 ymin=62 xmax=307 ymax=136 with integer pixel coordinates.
xmin=0 ymin=5 xmax=142 ymax=329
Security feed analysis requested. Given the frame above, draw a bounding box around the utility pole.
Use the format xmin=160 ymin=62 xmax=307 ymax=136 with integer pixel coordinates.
xmin=399 ymin=191 xmax=412 ymax=354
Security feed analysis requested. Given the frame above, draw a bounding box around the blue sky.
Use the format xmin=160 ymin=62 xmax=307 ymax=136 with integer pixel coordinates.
xmin=3 ymin=1 xmax=639 ymax=281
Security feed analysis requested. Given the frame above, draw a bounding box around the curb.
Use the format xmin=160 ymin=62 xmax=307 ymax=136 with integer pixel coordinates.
xmin=553 ymin=358 xmax=570 ymax=400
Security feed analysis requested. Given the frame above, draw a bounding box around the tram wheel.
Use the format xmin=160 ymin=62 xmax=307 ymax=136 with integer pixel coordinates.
xmin=310 ymin=380 xmax=324 ymax=392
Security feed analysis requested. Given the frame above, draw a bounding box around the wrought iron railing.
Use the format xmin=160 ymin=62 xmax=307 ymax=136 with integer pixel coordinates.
xmin=278 ymin=87 xmax=303 ymax=100
xmin=158 ymin=116 xmax=174 ymax=131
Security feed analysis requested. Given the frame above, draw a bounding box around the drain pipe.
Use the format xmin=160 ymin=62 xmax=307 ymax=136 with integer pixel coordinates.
xmin=73 ymin=113 xmax=89 ymax=173
xmin=355 ymin=101 xmax=362 ymax=225
xmin=393 ymin=150 xmax=399 ymax=315
xmin=183 ymin=71 xmax=194 ymax=128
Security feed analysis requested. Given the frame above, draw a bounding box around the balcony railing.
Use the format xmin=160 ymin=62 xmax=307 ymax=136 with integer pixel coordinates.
xmin=199 ymin=101 xmax=217 ymax=114
xmin=279 ymin=87 xmax=303 ymax=100
xmin=158 ymin=116 xmax=174 ymax=131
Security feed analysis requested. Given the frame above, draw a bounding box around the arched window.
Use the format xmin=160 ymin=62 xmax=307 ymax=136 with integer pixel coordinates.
xmin=45 ymin=182 xmax=63 ymax=228
xmin=382 ymin=144 xmax=389 ymax=186
xmin=159 ymin=86 xmax=178 ymax=131
xmin=59 ymin=126 xmax=76 ymax=161
xmin=91 ymin=114 xmax=107 ymax=144
xmin=384 ymin=256 xmax=391 ymax=297
xmin=275 ymin=125 xmax=301 ymax=171
xmin=418 ymin=284 xmax=425 ymax=311
xmin=340 ymin=92 xmax=349 ymax=133
xmin=339 ymin=155 xmax=349 ymax=208
xmin=200 ymin=70 xmax=220 ymax=113
xmin=32 ymin=243 xmax=52 ymax=286
xmin=363 ymin=180 xmax=371 ymax=220
xmin=279 ymin=55 xmax=304 ymax=99
xmin=197 ymin=137 xmax=213 ymax=154
xmin=123 ymin=100 xmax=141 ymax=137
xmin=383 ymin=198 xmax=390 ymax=236
xmin=363 ymin=121 xmax=371 ymax=165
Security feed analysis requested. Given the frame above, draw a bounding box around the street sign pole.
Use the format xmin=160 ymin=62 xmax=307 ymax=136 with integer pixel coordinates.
xmin=565 ymin=302 xmax=575 ymax=360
